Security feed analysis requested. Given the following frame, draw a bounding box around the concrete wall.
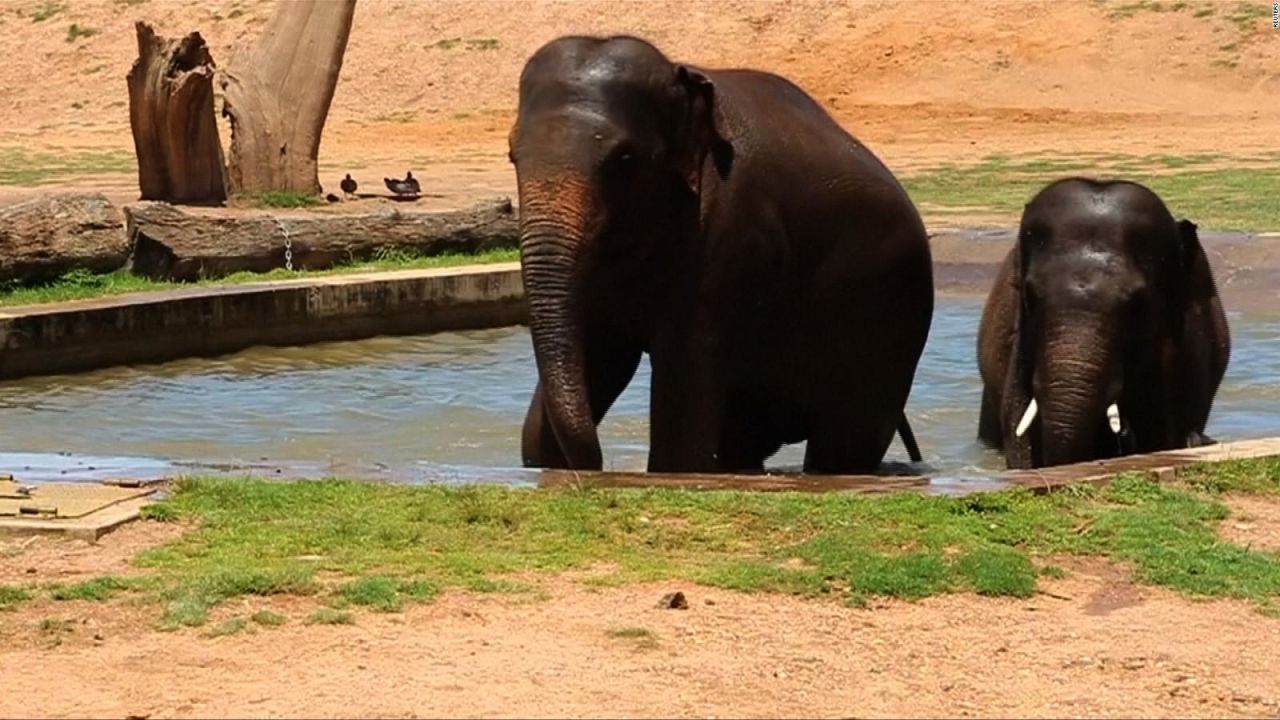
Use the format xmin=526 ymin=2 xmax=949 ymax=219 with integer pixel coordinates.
xmin=0 ymin=263 xmax=526 ymax=380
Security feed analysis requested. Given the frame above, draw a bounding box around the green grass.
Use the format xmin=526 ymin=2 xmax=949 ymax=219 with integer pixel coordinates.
xmin=606 ymin=626 xmax=655 ymax=639
xmin=248 ymin=191 xmax=321 ymax=209
xmin=902 ymin=153 xmax=1280 ymax=231
xmin=65 ymin=22 xmax=97 ymax=41
xmin=335 ymin=575 xmax=438 ymax=612
xmin=49 ymin=576 xmax=137 ymax=602
xmin=372 ymin=110 xmax=417 ymax=123
xmin=606 ymin=625 xmax=659 ymax=649
xmin=1181 ymin=458 xmax=1280 ymax=496
xmin=0 ymin=146 xmax=133 ymax=186
xmin=118 ymin=459 xmax=1280 ymax=626
xmin=0 ymin=585 xmax=33 ymax=611
xmin=1104 ymin=0 xmax=1191 ymax=18
xmin=206 ymin=616 xmax=249 ymax=637
xmin=250 ymin=609 xmax=287 ymax=627
xmin=30 ymin=1 xmax=64 ymax=21
xmin=307 ymin=608 xmax=354 ymax=625
xmin=0 ymin=248 xmax=519 ymax=307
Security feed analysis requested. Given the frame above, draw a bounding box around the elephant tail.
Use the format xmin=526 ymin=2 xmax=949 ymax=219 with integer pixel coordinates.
xmin=898 ymin=414 xmax=923 ymax=464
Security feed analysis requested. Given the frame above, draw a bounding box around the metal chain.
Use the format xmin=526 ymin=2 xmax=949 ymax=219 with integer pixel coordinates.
xmin=274 ymin=217 xmax=294 ymax=272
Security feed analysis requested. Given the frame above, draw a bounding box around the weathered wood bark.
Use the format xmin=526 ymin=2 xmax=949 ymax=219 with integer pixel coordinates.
xmin=125 ymin=198 xmax=519 ymax=281
xmin=126 ymin=22 xmax=227 ymax=204
xmin=220 ymin=0 xmax=357 ymax=196
xmin=0 ymin=194 xmax=128 ymax=283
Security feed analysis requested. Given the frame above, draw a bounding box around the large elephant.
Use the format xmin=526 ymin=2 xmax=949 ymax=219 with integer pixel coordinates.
xmin=511 ymin=36 xmax=934 ymax=474
xmin=977 ymin=177 xmax=1230 ymax=469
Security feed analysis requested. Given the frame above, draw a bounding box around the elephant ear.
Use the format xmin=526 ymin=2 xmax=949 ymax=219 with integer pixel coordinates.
xmin=1168 ymin=218 xmax=1215 ymax=332
xmin=674 ymin=66 xmax=734 ymax=194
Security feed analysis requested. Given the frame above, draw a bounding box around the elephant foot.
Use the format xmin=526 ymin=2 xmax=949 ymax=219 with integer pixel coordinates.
xmin=1186 ymin=431 xmax=1217 ymax=448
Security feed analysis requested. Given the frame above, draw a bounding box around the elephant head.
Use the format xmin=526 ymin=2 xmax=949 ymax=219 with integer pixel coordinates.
xmin=508 ymin=36 xmax=731 ymax=469
xmin=1005 ymin=178 xmax=1206 ymax=466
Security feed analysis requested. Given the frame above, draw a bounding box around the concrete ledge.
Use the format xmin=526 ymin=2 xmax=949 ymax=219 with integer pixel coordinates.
xmin=535 ymin=437 xmax=1280 ymax=495
xmin=0 ymin=263 xmax=525 ymax=380
xmin=1000 ymin=437 xmax=1280 ymax=493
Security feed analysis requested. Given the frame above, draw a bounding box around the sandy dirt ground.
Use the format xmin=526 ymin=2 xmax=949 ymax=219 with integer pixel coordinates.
xmin=1 ymin=0 xmax=1278 ymax=209
xmin=2 ymin=2 xmax=1280 ymax=717
xmin=2 ymin=498 xmax=1280 ymax=719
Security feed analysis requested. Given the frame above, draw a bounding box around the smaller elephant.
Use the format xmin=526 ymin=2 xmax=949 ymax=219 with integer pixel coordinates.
xmin=977 ymin=177 xmax=1230 ymax=469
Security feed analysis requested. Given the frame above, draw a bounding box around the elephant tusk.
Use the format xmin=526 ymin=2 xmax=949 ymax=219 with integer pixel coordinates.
xmin=1015 ymin=398 xmax=1038 ymax=438
xmin=1107 ymin=403 xmax=1121 ymax=434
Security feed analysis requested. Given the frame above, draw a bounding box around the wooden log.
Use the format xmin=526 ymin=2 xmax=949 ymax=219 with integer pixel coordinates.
xmin=537 ymin=469 xmax=930 ymax=494
xmin=0 ymin=193 xmax=128 ymax=283
xmin=126 ymin=22 xmax=227 ymax=204
xmin=220 ymin=0 xmax=356 ymax=195
xmin=125 ymin=197 xmax=519 ymax=281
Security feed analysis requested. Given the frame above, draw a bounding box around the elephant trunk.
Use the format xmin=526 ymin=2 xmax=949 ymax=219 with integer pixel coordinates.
xmin=1033 ymin=314 xmax=1119 ymax=466
xmin=518 ymin=174 xmax=602 ymax=470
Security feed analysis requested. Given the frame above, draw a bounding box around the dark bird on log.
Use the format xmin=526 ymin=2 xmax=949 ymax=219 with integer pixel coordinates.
xmin=384 ymin=171 xmax=421 ymax=197
xmin=340 ymin=173 xmax=357 ymax=198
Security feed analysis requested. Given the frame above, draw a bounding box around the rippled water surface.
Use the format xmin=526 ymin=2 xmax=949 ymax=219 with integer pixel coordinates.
xmin=2 ymin=298 xmax=1277 ymax=486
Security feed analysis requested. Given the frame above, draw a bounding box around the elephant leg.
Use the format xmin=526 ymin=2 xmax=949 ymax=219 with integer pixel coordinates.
xmin=802 ymin=387 xmax=899 ymax=475
xmin=648 ymin=333 xmax=725 ymax=473
xmin=715 ymin=395 xmax=783 ymax=474
xmin=521 ymin=343 xmax=642 ymax=469
xmin=978 ymin=384 xmax=1004 ymax=449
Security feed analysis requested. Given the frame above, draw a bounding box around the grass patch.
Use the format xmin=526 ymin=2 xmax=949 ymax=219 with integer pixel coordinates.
xmin=206 ymin=617 xmax=249 ymax=637
xmin=39 ymin=618 xmax=75 ymax=645
xmin=466 ymin=578 xmax=540 ymax=595
xmin=0 ymin=585 xmax=33 ymax=611
xmin=307 ymin=608 xmax=354 ymax=625
xmin=1225 ymin=1 xmax=1260 ymax=31
xmin=0 ymin=146 xmax=133 ymax=186
xmin=141 ymin=502 xmax=181 ymax=522
xmin=126 ymin=460 xmax=1280 ymax=620
xmin=606 ymin=626 xmax=655 ymax=639
xmin=153 ymin=566 xmax=317 ymax=629
xmin=250 ymin=609 xmax=287 ymax=627
xmin=336 ymin=575 xmax=438 ymax=612
xmin=0 ymin=247 xmax=519 ymax=307
xmin=372 ymin=110 xmax=417 ymax=123
xmin=65 ymin=22 xmax=97 ymax=41
xmin=247 ymin=191 xmax=321 ymax=209
xmin=606 ymin=626 xmax=659 ymax=649
xmin=30 ymin=1 xmax=64 ymax=21
xmin=49 ymin=576 xmax=135 ymax=602
xmin=1181 ymin=458 xmax=1280 ymax=496
xmin=903 ymin=153 xmax=1280 ymax=230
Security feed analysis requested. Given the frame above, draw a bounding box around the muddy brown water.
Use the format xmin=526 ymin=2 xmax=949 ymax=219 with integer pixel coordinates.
xmin=1 ymin=294 xmax=1277 ymax=493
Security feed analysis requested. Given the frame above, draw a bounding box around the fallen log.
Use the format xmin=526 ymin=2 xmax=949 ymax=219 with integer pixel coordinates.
xmin=125 ymin=197 xmax=520 ymax=281
xmin=0 ymin=193 xmax=128 ymax=283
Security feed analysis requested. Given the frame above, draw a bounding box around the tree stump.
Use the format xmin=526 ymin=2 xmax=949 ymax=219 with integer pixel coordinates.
xmin=126 ymin=22 xmax=227 ymax=204
xmin=0 ymin=194 xmax=128 ymax=284
xmin=220 ymin=0 xmax=357 ymax=196
xmin=125 ymin=198 xmax=520 ymax=281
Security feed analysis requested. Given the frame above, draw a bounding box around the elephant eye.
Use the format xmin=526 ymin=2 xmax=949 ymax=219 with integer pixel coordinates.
xmin=603 ymin=143 xmax=638 ymax=176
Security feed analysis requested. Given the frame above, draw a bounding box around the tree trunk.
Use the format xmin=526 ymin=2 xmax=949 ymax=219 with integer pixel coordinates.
xmin=126 ymin=22 xmax=227 ymax=204
xmin=0 ymin=194 xmax=128 ymax=283
xmin=125 ymin=198 xmax=519 ymax=281
xmin=220 ymin=0 xmax=357 ymax=196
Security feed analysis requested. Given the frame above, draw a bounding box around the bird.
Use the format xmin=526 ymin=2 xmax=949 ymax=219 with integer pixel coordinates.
xmin=340 ymin=173 xmax=357 ymax=199
xmin=384 ymin=171 xmax=421 ymax=197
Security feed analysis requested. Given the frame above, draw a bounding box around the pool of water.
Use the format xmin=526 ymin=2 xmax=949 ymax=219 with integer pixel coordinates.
xmin=2 ymin=297 xmax=1277 ymax=488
